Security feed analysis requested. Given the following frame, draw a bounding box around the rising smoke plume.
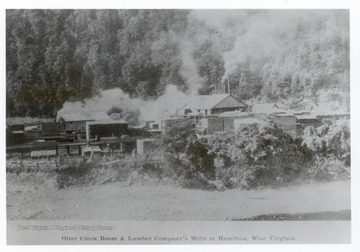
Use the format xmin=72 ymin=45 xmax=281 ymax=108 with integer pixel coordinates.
xmin=191 ymin=9 xmax=348 ymax=82
xmin=57 ymin=84 xmax=190 ymax=123
xmin=178 ymin=40 xmax=204 ymax=94
xmin=57 ymin=10 xmax=349 ymax=121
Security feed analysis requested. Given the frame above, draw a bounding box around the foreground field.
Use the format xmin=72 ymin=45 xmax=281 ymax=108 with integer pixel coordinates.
xmin=6 ymin=173 xmax=351 ymax=221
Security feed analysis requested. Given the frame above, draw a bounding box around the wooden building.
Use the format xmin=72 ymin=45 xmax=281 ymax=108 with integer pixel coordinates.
xmin=41 ymin=122 xmax=60 ymax=136
xmin=145 ymin=120 xmax=162 ymax=134
xmin=57 ymin=112 xmax=110 ymax=132
xmin=86 ymin=119 xmax=128 ymax=142
xmin=200 ymin=116 xmax=225 ymax=134
xmin=183 ymin=94 xmax=247 ymax=116
xmin=6 ymin=124 xmax=25 ymax=146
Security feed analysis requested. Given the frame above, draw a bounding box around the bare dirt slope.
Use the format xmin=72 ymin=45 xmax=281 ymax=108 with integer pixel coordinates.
xmin=7 ymin=178 xmax=350 ymax=220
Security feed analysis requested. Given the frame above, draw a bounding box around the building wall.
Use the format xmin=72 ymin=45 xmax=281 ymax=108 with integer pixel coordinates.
xmin=41 ymin=122 xmax=59 ymax=136
xmin=128 ymin=127 xmax=147 ymax=137
xmin=9 ymin=124 xmax=25 ymax=131
xmin=274 ymin=115 xmax=297 ymax=135
xmin=207 ymin=117 xmax=224 ymax=134
xmin=87 ymin=123 xmax=128 ymax=140
xmin=211 ymin=107 xmax=247 ymax=115
xmin=233 ymin=119 xmax=243 ymax=131
xmin=24 ymin=132 xmax=41 ymax=142
xmin=223 ymin=117 xmax=240 ymax=131
xmin=7 ymin=132 xmax=24 ymax=146
xmin=200 ymin=118 xmax=208 ymax=130
xmin=65 ymin=121 xmax=87 ymax=132
xmin=137 ymin=139 xmax=156 ymax=155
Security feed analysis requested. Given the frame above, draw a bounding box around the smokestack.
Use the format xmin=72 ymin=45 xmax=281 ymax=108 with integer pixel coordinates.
xmin=228 ymin=79 xmax=230 ymax=94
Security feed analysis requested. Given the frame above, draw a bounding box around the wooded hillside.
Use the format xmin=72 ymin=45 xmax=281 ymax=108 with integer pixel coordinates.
xmin=6 ymin=10 xmax=349 ymax=117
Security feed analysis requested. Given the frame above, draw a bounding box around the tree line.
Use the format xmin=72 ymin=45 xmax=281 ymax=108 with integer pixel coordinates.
xmin=6 ymin=10 xmax=349 ymax=117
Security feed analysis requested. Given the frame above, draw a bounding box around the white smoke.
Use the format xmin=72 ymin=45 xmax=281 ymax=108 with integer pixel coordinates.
xmin=178 ymin=41 xmax=203 ymax=94
xmin=57 ymin=84 xmax=190 ymax=123
xmin=189 ymin=10 xmax=348 ymax=82
xmin=57 ymin=10 xmax=349 ymax=122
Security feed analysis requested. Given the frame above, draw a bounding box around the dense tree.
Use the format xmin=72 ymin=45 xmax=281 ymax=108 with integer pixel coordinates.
xmin=206 ymin=123 xmax=314 ymax=187
xmin=157 ymin=120 xmax=215 ymax=187
xmin=302 ymin=120 xmax=350 ymax=166
xmin=6 ymin=10 xmax=349 ymax=117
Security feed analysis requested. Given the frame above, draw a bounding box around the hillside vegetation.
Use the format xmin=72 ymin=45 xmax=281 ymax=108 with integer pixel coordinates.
xmin=6 ymin=10 xmax=349 ymax=117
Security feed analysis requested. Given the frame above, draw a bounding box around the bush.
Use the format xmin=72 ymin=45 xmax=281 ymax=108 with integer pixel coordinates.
xmin=302 ymin=119 xmax=350 ymax=166
xmin=56 ymin=157 xmax=97 ymax=188
xmin=306 ymin=157 xmax=350 ymax=181
xmin=127 ymin=155 xmax=163 ymax=185
xmin=157 ymin=120 xmax=215 ymax=189
xmin=56 ymin=156 xmax=130 ymax=188
xmin=206 ymin=123 xmax=315 ymax=188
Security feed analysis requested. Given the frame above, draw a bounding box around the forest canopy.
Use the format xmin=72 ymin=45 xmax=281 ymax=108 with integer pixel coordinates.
xmin=6 ymin=10 xmax=350 ymax=117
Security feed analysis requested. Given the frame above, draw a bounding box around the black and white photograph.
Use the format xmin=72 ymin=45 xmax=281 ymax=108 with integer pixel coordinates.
xmin=2 ymin=0 xmax=358 ymax=247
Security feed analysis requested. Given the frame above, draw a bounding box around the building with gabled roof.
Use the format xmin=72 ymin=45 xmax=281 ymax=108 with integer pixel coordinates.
xmin=182 ymin=94 xmax=247 ymax=116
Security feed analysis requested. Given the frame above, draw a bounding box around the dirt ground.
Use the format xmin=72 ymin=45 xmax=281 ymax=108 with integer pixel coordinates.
xmin=6 ymin=173 xmax=350 ymax=220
